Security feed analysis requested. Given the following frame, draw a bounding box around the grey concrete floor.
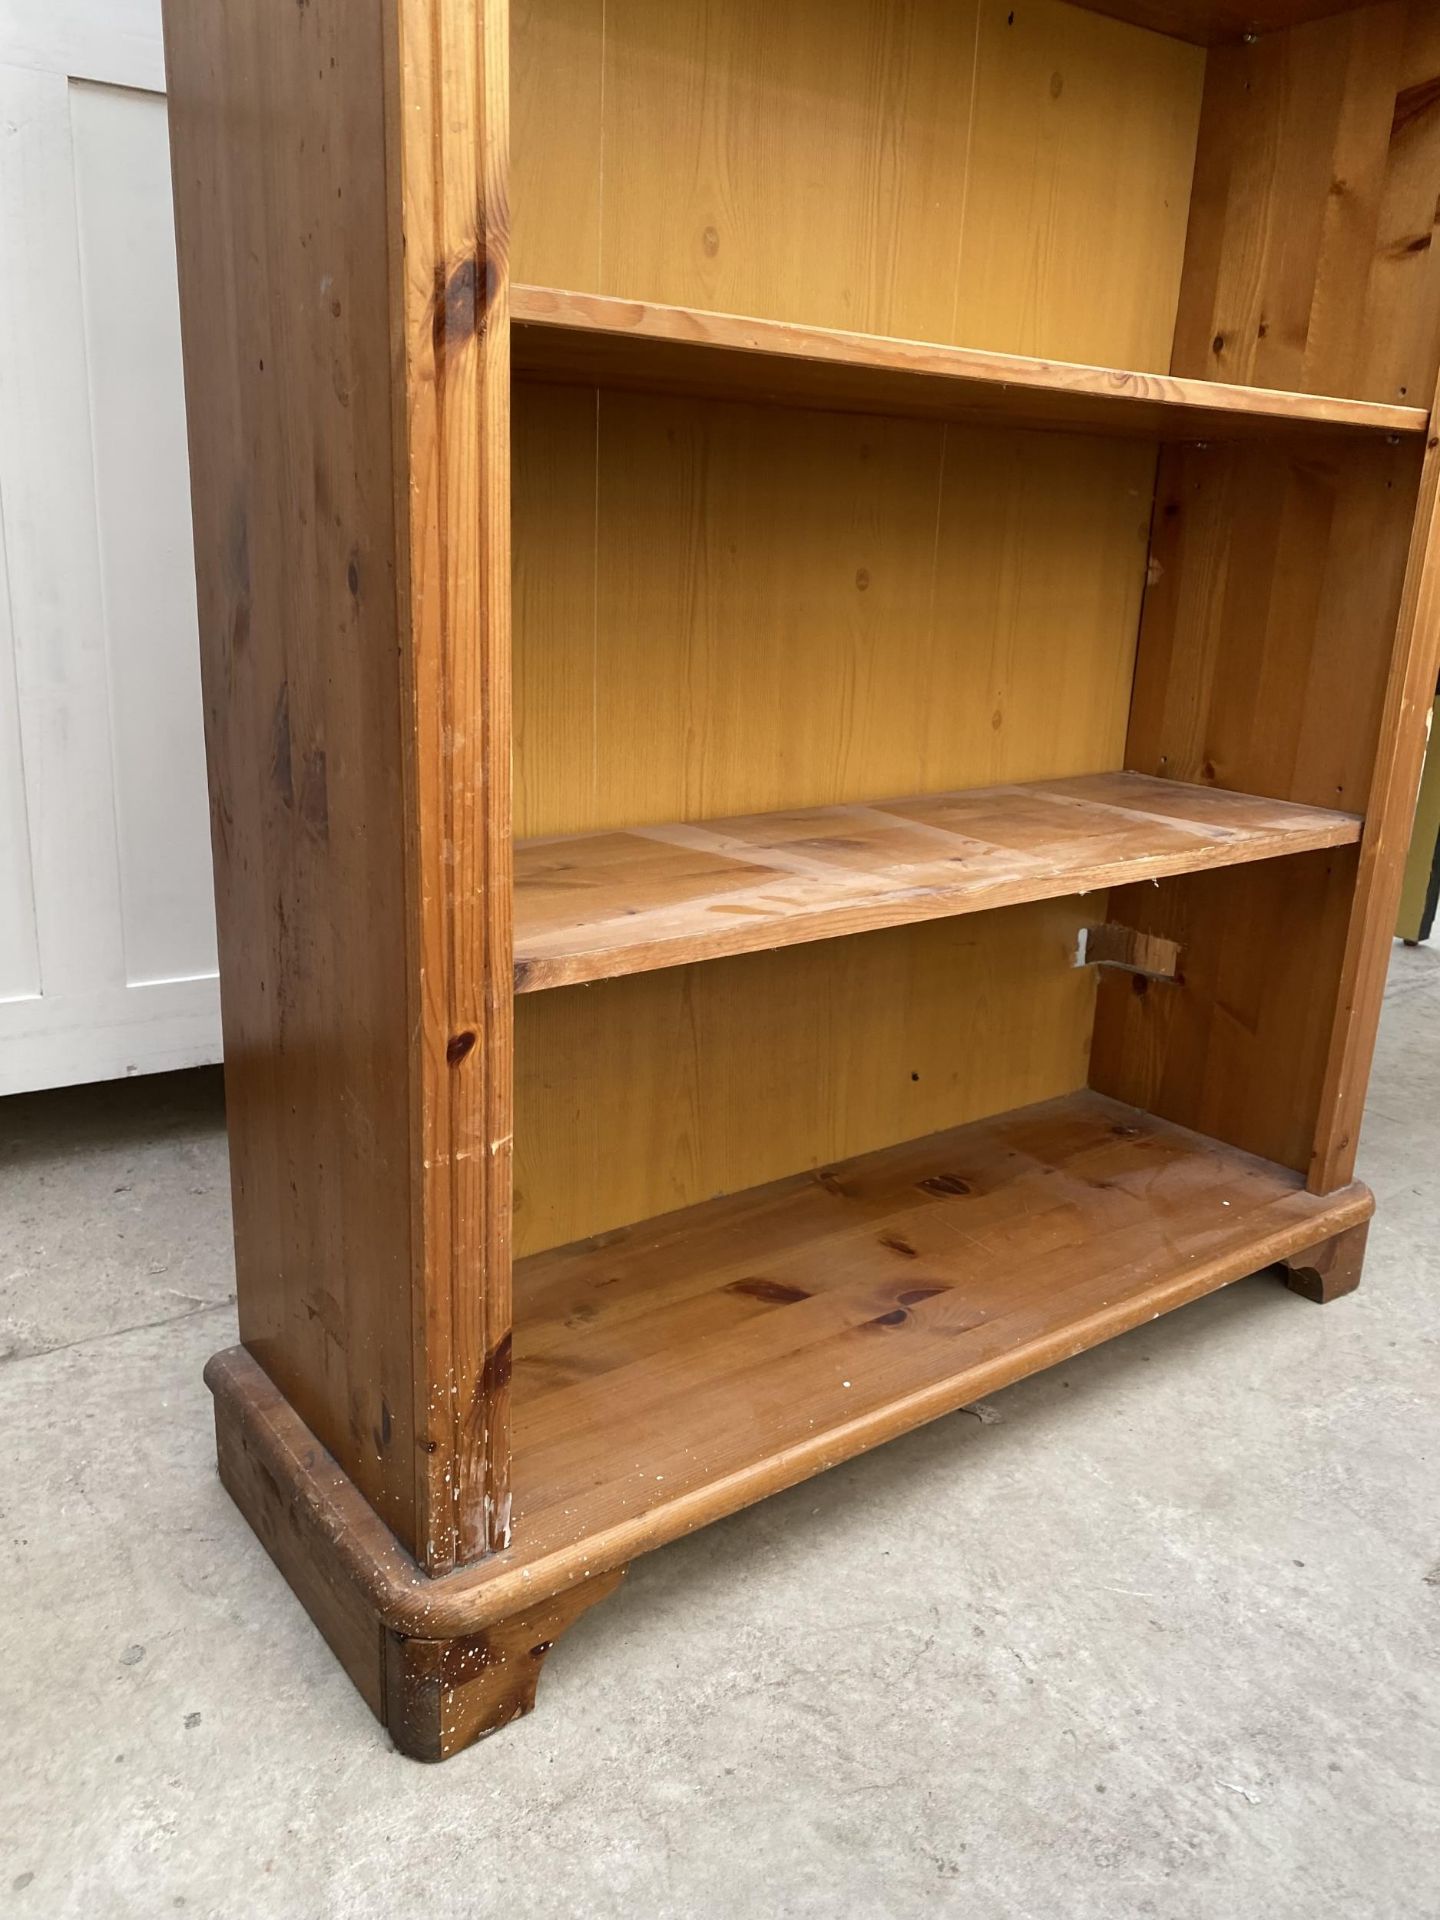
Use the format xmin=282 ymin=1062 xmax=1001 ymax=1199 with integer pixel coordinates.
xmin=3 ymin=946 xmax=1438 ymax=1920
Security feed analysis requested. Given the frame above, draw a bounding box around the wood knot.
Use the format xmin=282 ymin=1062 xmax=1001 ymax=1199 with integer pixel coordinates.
xmin=479 ymin=1331 xmax=513 ymax=1399
xmin=432 ymin=244 xmax=495 ymax=360
xmin=726 ymin=1277 xmax=810 ymax=1305
xmin=919 ymin=1173 xmax=971 ymax=1197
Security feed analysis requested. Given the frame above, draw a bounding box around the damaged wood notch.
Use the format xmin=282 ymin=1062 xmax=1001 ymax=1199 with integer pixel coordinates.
xmin=1077 ymin=923 xmax=1184 ymax=982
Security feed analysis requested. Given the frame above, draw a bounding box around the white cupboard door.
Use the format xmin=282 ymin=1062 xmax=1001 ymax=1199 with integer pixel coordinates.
xmin=0 ymin=2 xmax=220 ymax=1094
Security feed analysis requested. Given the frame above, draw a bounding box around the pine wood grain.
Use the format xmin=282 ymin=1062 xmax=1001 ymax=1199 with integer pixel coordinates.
xmin=511 ymin=288 xmax=1427 ymax=441
xmin=163 ymin=0 xmax=422 ymax=1552
xmin=1093 ymin=433 xmax=1420 ymax=1177
xmin=1310 ymin=361 xmax=1440 ymax=1189
xmin=510 ymin=379 xmax=1134 ymax=1256
xmin=512 ymin=0 xmax=1204 ymax=373
xmin=1172 ymin=2 xmax=1440 ymax=406
xmin=1088 ymin=2 xmax=1440 ymax=1194
xmin=1363 ymin=9 xmax=1440 ymax=408
xmin=955 ymin=0 xmax=1203 ymax=363
xmin=393 ymin=0 xmax=515 ymax=1565
xmin=514 ymin=902 xmax=1098 ymax=1256
xmin=1090 ymin=848 xmax=1360 ymax=1173
xmin=513 ymin=772 xmax=1362 ymax=992
xmin=512 ymin=383 xmax=1157 ymax=840
xmin=1125 ymin=438 xmax=1421 ymax=815
xmin=163 ymin=0 xmax=513 ymax=1573
xmin=505 ymin=1092 xmax=1372 ymax=1567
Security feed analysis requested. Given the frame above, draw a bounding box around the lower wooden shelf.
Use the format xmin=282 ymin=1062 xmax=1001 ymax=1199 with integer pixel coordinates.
xmin=208 ymin=1090 xmax=1372 ymax=1668
xmin=513 ymin=772 xmax=1361 ymax=991
xmin=505 ymin=1088 xmax=1370 ymax=1566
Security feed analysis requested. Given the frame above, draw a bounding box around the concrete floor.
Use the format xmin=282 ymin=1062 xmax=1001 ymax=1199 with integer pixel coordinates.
xmin=3 ymin=947 xmax=1438 ymax=1920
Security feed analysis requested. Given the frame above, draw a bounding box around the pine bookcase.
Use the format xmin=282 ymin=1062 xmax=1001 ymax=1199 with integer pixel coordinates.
xmin=161 ymin=0 xmax=1440 ymax=1759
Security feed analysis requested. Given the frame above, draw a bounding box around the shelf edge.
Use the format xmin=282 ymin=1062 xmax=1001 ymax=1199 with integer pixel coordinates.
xmin=514 ymin=782 xmax=1364 ymax=993
xmin=512 ymin=286 xmax=1430 ymax=441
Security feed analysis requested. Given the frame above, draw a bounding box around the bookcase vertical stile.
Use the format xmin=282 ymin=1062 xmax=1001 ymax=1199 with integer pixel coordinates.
xmin=391 ymin=0 xmax=515 ymax=1569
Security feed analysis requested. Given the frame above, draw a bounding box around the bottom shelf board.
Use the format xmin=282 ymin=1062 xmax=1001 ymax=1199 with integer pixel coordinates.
xmin=506 ymin=1090 xmax=1371 ymax=1582
xmin=209 ymin=1090 xmax=1372 ymax=1634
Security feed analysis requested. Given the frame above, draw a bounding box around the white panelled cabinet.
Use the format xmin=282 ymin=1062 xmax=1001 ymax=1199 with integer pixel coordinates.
xmin=0 ymin=0 xmax=219 ymax=1094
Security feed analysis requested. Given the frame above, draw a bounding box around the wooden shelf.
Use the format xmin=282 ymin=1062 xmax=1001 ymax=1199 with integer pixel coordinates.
xmin=204 ymin=1089 xmax=1373 ymax=1635
xmin=514 ymin=772 xmax=1361 ymax=992
xmin=511 ymin=288 xmax=1427 ymax=444
xmin=496 ymin=1091 xmax=1372 ymax=1586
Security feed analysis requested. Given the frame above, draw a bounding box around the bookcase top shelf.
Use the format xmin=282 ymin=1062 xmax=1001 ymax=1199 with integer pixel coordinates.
xmin=513 ymin=772 xmax=1362 ymax=992
xmin=511 ymin=288 xmax=1428 ymax=446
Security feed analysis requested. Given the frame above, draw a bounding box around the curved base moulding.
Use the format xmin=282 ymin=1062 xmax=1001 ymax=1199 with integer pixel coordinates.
xmin=213 ymin=1363 xmax=628 ymax=1764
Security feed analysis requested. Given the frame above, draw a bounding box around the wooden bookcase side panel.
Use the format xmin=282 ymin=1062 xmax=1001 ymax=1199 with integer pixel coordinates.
xmin=1125 ymin=439 xmax=1422 ymax=817
xmin=1094 ymin=443 xmax=1422 ymax=1180
xmin=512 ymin=0 xmax=1206 ymax=376
xmin=163 ymin=0 xmax=516 ymax=1574
xmin=163 ymin=0 xmax=423 ymax=1552
xmin=1171 ymin=2 xmax=1440 ymax=409
xmin=1096 ymin=3 xmax=1440 ymax=1189
xmin=1089 ymin=847 xmax=1359 ymax=1174
xmin=1310 ymin=375 xmax=1440 ymax=1189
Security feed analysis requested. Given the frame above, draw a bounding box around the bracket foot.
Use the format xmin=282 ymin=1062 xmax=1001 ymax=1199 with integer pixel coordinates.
xmin=1279 ymin=1219 xmax=1369 ymax=1303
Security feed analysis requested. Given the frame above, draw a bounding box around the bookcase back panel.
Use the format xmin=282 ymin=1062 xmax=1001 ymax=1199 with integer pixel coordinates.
xmin=512 ymin=0 xmax=1204 ymax=371
xmin=513 ymin=383 xmax=1155 ymax=837
xmin=514 ymin=901 xmax=1094 ymax=1256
